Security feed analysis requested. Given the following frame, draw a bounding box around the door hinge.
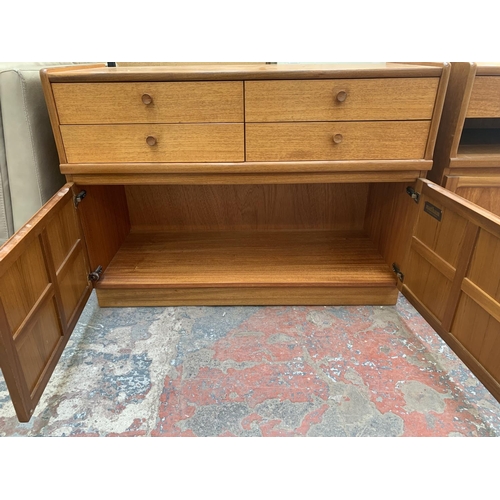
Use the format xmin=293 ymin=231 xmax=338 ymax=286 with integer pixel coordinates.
xmin=406 ymin=186 xmax=420 ymax=203
xmin=392 ymin=263 xmax=404 ymax=283
xmin=88 ymin=265 xmax=103 ymax=282
xmin=74 ymin=190 xmax=87 ymax=208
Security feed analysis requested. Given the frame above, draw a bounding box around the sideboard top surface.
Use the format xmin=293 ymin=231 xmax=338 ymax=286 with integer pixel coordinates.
xmin=43 ymin=63 xmax=446 ymax=82
xmin=476 ymin=62 xmax=500 ymax=75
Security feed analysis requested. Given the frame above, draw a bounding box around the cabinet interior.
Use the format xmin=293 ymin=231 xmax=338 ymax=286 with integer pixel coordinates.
xmin=77 ymin=182 xmax=413 ymax=306
xmin=453 ymin=118 xmax=500 ymax=217
xmin=458 ymin=118 xmax=500 ymax=156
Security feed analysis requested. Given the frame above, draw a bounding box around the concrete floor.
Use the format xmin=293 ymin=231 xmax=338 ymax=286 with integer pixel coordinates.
xmin=1 ymin=292 xmax=499 ymax=436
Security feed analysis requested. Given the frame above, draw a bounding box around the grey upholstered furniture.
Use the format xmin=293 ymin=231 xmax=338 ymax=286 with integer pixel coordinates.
xmin=0 ymin=63 xmax=74 ymax=246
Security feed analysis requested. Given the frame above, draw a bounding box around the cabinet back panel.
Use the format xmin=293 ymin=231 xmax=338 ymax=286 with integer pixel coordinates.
xmin=124 ymin=184 xmax=369 ymax=232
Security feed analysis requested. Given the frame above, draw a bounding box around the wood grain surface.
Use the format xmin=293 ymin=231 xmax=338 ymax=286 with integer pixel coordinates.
xmin=424 ymin=62 xmax=451 ymax=160
xmin=125 ymin=184 xmax=369 ymax=232
xmin=246 ymin=121 xmax=430 ymax=161
xmin=44 ymin=63 xmax=445 ymax=83
xmin=467 ymin=76 xmax=500 ymax=117
xmin=397 ymin=179 xmax=500 ymax=403
xmin=364 ymin=182 xmax=419 ymax=280
xmin=97 ymin=230 xmax=396 ymax=289
xmin=476 ymin=63 xmax=500 ymax=76
xmin=426 ymin=62 xmax=476 ymax=184
xmin=0 ymin=184 xmax=91 ymax=421
xmin=59 ymin=159 xmax=433 ymax=174
xmin=53 ymin=82 xmax=244 ymax=124
xmin=61 ymin=124 xmax=245 ymax=163
xmin=455 ymin=186 xmax=500 ymax=217
xmin=245 ymin=78 xmax=439 ymax=122
xmin=96 ymin=286 xmax=399 ymax=307
xmin=65 ymin=171 xmax=425 ymax=186
xmin=76 ymin=185 xmax=131 ymax=273
xmin=451 ymin=226 xmax=500 ymax=387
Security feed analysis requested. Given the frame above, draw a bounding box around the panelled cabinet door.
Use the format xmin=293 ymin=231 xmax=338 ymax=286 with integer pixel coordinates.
xmin=0 ymin=184 xmax=92 ymax=421
xmin=401 ymin=179 xmax=500 ymax=401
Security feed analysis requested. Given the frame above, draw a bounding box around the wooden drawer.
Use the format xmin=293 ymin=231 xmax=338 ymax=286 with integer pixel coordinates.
xmin=245 ymin=78 xmax=439 ymax=122
xmin=467 ymin=77 xmax=500 ymax=117
xmin=61 ymin=124 xmax=245 ymax=163
xmin=246 ymin=121 xmax=430 ymax=161
xmin=52 ymin=82 xmax=244 ymax=124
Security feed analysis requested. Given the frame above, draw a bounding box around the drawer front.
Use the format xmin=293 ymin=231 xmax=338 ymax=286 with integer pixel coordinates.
xmin=245 ymin=78 xmax=439 ymax=122
xmin=53 ymin=82 xmax=244 ymax=124
xmin=467 ymin=77 xmax=500 ymax=117
xmin=61 ymin=124 xmax=245 ymax=163
xmin=246 ymin=121 xmax=430 ymax=161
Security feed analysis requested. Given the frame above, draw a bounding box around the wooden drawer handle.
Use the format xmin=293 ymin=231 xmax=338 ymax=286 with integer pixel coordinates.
xmin=142 ymin=93 xmax=153 ymax=105
xmin=335 ymin=90 xmax=347 ymax=103
xmin=146 ymin=136 xmax=157 ymax=146
xmin=332 ymin=133 xmax=343 ymax=144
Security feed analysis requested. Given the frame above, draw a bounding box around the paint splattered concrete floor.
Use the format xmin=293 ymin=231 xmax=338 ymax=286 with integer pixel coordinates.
xmin=1 ymin=292 xmax=499 ymax=436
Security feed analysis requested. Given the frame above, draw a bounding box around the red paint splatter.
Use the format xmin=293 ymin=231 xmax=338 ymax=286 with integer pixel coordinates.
xmin=153 ymin=306 xmax=493 ymax=436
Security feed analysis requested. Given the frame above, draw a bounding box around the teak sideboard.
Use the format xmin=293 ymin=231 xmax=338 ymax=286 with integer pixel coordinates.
xmin=429 ymin=62 xmax=500 ymax=217
xmin=1 ymin=63 xmax=500 ymax=422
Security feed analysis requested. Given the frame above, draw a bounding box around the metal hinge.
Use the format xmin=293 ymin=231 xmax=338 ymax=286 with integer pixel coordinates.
xmin=74 ymin=190 xmax=87 ymax=208
xmin=392 ymin=263 xmax=404 ymax=283
xmin=88 ymin=265 xmax=103 ymax=282
xmin=406 ymin=186 xmax=420 ymax=203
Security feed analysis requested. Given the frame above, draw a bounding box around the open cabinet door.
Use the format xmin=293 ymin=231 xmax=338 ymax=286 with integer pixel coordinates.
xmin=0 ymin=184 xmax=92 ymax=421
xmin=401 ymin=179 xmax=500 ymax=402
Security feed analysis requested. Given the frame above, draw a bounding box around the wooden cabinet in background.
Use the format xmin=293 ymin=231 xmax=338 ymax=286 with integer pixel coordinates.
xmin=1 ymin=63 xmax=500 ymax=422
xmin=429 ymin=62 xmax=500 ymax=217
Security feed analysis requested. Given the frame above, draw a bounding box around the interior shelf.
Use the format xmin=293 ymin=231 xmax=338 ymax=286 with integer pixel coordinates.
xmin=79 ymin=184 xmax=403 ymax=306
xmin=457 ymin=143 xmax=500 ymax=157
xmin=457 ymin=118 xmax=500 ymax=158
xmin=97 ymin=230 xmax=396 ymax=291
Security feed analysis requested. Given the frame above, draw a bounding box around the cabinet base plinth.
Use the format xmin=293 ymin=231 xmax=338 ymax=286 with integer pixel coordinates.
xmin=95 ymin=286 xmax=399 ymax=307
